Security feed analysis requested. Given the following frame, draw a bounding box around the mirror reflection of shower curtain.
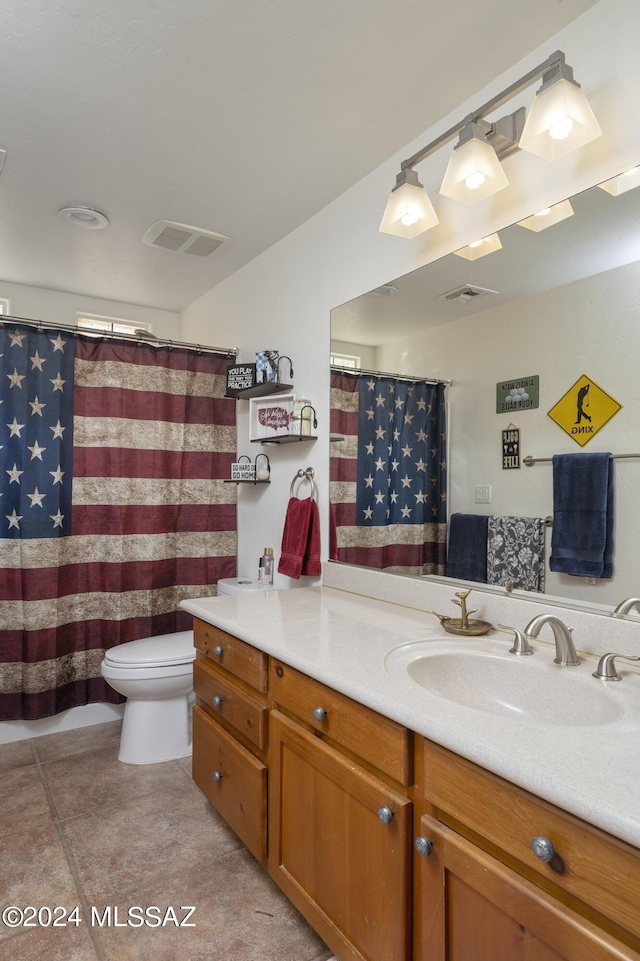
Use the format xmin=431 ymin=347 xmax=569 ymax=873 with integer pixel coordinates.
xmin=330 ymin=370 xmax=447 ymax=574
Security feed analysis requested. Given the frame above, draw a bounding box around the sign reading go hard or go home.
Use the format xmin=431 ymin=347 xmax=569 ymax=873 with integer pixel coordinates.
xmin=547 ymin=374 xmax=622 ymax=447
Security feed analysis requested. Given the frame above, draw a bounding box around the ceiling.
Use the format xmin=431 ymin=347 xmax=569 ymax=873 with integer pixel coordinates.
xmin=0 ymin=0 xmax=600 ymax=313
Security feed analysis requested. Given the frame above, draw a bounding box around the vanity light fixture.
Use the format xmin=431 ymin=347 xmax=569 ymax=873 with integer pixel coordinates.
xmin=380 ymin=50 xmax=600 ymax=239
xmin=453 ymin=233 xmax=502 ymax=261
xmin=378 ymin=166 xmax=439 ymax=238
xmin=597 ymin=166 xmax=640 ymax=196
xmin=439 ymin=122 xmax=509 ymax=205
xmin=516 ymin=199 xmax=574 ymax=232
xmin=518 ymin=57 xmax=602 ymax=161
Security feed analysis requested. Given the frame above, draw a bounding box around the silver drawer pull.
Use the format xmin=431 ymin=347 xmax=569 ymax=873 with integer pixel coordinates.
xmin=312 ymin=706 xmax=327 ymax=722
xmin=531 ymin=836 xmax=556 ymax=862
xmin=415 ymin=836 xmax=433 ymax=857
xmin=212 ymin=645 xmax=223 ymax=657
xmin=377 ymin=806 xmax=394 ymax=825
xmin=212 ymin=695 xmax=223 ymax=708
xmin=212 ymin=771 xmax=223 ymax=783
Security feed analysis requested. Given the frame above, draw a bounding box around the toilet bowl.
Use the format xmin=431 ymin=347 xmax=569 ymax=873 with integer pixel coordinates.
xmin=100 ymin=631 xmax=196 ymax=764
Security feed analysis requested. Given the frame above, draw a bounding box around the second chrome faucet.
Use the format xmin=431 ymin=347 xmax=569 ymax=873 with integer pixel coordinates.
xmin=523 ymin=613 xmax=580 ymax=666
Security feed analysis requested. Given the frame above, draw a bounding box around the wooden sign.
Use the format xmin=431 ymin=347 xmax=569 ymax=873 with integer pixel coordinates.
xmin=502 ymin=425 xmax=520 ymax=469
xmin=226 ymin=363 xmax=256 ymax=396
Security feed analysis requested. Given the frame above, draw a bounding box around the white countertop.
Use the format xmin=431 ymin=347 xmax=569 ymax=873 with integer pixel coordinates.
xmin=180 ymin=585 xmax=640 ymax=849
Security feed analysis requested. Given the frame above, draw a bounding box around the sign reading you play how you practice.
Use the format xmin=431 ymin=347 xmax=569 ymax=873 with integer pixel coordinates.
xmin=547 ymin=374 xmax=622 ymax=446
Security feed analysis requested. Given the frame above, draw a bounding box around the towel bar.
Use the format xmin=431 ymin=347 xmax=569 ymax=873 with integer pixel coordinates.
xmin=524 ymin=453 xmax=640 ymax=466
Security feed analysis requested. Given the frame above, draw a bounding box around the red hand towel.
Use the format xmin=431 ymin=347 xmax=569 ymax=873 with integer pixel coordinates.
xmin=278 ymin=497 xmax=313 ymax=579
xmin=301 ymin=498 xmax=321 ymax=577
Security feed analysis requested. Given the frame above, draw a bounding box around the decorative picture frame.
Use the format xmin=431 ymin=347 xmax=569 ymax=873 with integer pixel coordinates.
xmin=249 ymin=393 xmax=295 ymax=440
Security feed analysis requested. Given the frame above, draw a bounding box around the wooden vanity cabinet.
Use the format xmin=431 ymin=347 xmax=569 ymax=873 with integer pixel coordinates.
xmin=417 ymin=738 xmax=640 ymax=960
xmin=191 ymin=618 xmax=269 ymax=865
xmin=189 ymin=616 xmax=640 ymax=961
xmin=269 ymin=660 xmax=413 ymax=961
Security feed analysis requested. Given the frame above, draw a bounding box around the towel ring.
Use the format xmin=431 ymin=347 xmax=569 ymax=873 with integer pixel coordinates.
xmin=290 ymin=468 xmax=317 ymax=500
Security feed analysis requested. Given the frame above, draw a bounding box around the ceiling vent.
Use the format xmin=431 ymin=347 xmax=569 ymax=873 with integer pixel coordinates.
xmin=438 ymin=283 xmax=498 ymax=304
xmin=142 ymin=221 xmax=233 ymax=257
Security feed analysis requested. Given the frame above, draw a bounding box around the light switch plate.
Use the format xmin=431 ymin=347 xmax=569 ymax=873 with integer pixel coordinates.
xmin=475 ymin=485 xmax=491 ymax=504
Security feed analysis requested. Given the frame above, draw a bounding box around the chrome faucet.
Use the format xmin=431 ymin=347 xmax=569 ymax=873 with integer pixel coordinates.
xmin=613 ymin=597 xmax=640 ymax=616
xmin=523 ymin=614 xmax=579 ymax=666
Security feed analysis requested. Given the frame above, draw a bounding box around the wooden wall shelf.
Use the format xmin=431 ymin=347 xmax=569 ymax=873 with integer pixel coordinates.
xmin=226 ymin=382 xmax=292 ymax=399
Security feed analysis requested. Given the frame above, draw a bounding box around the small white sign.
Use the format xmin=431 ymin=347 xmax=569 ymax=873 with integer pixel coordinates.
xmin=231 ymin=462 xmax=256 ymax=481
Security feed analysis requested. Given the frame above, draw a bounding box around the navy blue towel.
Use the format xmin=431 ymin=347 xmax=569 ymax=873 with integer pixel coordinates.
xmin=446 ymin=513 xmax=489 ymax=583
xmin=550 ymin=452 xmax=614 ymax=578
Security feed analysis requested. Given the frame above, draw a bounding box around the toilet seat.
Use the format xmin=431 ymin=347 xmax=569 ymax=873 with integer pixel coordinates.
xmin=103 ymin=631 xmax=195 ymax=669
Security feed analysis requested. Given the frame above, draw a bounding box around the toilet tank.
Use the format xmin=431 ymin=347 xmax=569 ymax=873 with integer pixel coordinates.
xmin=216 ymin=578 xmax=278 ymax=595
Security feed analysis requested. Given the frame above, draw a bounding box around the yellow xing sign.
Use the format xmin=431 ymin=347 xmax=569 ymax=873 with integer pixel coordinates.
xmin=547 ymin=375 xmax=622 ymax=446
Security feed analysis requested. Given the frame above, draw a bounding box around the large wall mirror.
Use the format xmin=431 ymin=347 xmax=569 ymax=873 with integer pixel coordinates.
xmin=330 ymin=168 xmax=640 ymax=614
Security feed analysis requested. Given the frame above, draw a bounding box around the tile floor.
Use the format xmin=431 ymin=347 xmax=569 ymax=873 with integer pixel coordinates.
xmin=0 ymin=720 xmax=338 ymax=961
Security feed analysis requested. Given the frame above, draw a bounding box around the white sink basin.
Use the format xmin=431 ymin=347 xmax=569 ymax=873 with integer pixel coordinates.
xmin=384 ymin=638 xmax=632 ymax=726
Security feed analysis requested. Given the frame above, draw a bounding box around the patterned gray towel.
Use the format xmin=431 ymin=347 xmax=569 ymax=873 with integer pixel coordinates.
xmin=486 ymin=515 xmax=545 ymax=593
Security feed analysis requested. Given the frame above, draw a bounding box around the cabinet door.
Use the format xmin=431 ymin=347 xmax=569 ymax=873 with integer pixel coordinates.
xmin=192 ymin=705 xmax=267 ymax=864
xmin=269 ymin=710 xmax=412 ymax=961
xmin=418 ymin=814 xmax=640 ymax=961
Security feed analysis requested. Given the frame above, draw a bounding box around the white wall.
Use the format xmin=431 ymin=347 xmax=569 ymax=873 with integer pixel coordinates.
xmin=376 ymin=259 xmax=640 ymax=606
xmin=0 ymin=279 xmax=181 ymax=339
xmin=180 ymin=0 xmax=640 ymax=587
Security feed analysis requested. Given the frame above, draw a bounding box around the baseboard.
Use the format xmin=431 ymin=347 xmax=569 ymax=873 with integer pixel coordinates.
xmin=0 ymin=702 xmax=125 ymax=744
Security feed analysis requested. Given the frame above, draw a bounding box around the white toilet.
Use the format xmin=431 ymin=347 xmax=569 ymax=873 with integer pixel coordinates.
xmin=100 ymin=631 xmax=196 ymax=765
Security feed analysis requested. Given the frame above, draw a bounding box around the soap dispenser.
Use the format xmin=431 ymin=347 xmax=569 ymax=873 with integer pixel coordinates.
xmin=259 ymin=548 xmax=274 ymax=586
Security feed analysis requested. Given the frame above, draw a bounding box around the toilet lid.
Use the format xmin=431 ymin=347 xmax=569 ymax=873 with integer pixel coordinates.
xmin=104 ymin=631 xmax=196 ymax=668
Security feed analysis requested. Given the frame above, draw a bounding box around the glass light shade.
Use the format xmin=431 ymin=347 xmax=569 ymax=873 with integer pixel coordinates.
xmin=379 ymin=181 xmax=439 ymax=238
xmin=453 ymin=233 xmax=502 ymax=261
xmin=517 ymin=199 xmax=574 ymax=232
xmin=597 ymin=166 xmax=640 ymax=196
xmin=518 ymin=78 xmax=602 ymax=161
xmin=440 ymin=136 xmax=509 ymax=205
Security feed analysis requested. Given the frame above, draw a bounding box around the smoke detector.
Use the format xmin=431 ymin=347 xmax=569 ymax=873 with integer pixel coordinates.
xmin=59 ymin=206 xmax=109 ymax=229
xmin=437 ymin=283 xmax=498 ymax=304
xmin=142 ymin=221 xmax=233 ymax=257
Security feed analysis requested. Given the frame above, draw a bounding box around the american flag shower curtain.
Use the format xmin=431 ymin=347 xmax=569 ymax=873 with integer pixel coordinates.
xmin=0 ymin=324 xmax=237 ymax=720
xmin=330 ymin=369 xmax=447 ymax=574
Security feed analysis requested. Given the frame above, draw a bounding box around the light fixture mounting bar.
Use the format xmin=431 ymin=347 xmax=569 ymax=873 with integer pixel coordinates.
xmin=400 ymin=50 xmax=567 ymax=173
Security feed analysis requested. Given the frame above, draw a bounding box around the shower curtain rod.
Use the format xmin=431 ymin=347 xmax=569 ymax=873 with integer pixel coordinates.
xmin=331 ymin=363 xmax=452 ymax=387
xmin=0 ymin=313 xmax=238 ymax=358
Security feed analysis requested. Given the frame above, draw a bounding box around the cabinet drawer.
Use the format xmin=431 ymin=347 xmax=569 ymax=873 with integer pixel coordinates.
xmin=192 ymin=705 xmax=267 ymax=864
xmin=422 ymin=738 xmax=640 ymax=943
xmin=270 ymin=660 xmax=412 ymax=786
xmin=194 ymin=657 xmax=268 ymax=751
xmin=419 ymin=814 xmax=640 ymax=961
xmin=194 ymin=618 xmax=268 ymax=692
